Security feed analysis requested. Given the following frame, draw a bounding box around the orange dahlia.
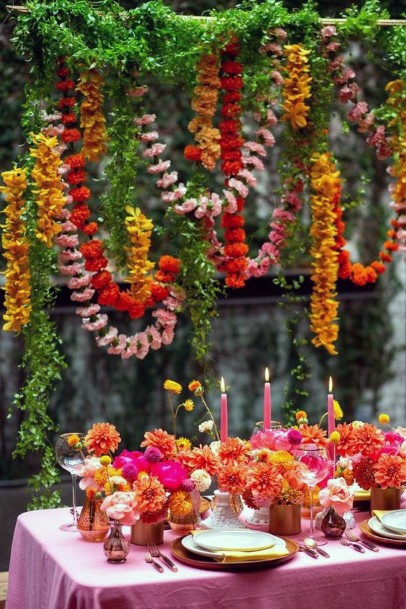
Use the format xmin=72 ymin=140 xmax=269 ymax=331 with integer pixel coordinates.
xmin=217 ymin=462 xmax=248 ymax=495
xmin=218 ymin=437 xmax=251 ymax=465
xmin=178 ymin=445 xmax=219 ymax=476
xmin=298 ymin=424 xmax=329 ymax=448
xmin=351 ymin=423 xmax=385 ymax=457
xmin=246 ymin=461 xmax=283 ymax=505
xmin=132 ymin=474 xmax=167 ymax=514
xmin=84 ymin=423 xmax=121 ymax=456
xmin=335 ymin=422 xmax=358 ymax=457
xmin=141 ymin=428 xmax=177 ymax=459
xmin=374 ymin=454 xmax=406 ymax=489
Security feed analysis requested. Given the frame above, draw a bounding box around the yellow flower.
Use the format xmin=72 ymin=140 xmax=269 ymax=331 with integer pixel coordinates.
xmin=295 ymin=410 xmax=308 ymax=422
xmin=164 ymin=379 xmax=182 ymax=394
xmin=333 ymin=400 xmax=343 ymax=420
xmin=100 ymin=455 xmax=112 ymax=466
xmin=188 ymin=380 xmax=203 ymax=396
xmin=124 ymin=205 xmax=156 ymax=303
xmin=282 ymin=44 xmax=312 ymax=130
xmin=378 ymin=413 xmax=390 ymax=425
xmin=329 ymin=431 xmax=341 ymax=444
xmin=67 ymin=434 xmax=81 ymax=447
xmin=183 ymin=399 xmax=194 ymax=412
xmin=168 ymin=490 xmax=194 ymax=518
xmin=176 ymin=437 xmax=192 ymax=451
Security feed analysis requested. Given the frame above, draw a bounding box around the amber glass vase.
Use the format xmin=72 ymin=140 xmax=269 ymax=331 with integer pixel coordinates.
xmin=77 ymin=496 xmax=110 ymax=542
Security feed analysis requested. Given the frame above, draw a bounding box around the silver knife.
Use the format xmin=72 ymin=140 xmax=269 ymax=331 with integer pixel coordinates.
xmin=299 ymin=546 xmax=319 ymax=558
xmin=358 ymin=539 xmax=379 ymax=552
xmin=158 ymin=553 xmax=178 ymax=572
xmin=315 ymin=546 xmax=330 ymax=558
xmin=349 ymin=542 xmax=365 ymax=553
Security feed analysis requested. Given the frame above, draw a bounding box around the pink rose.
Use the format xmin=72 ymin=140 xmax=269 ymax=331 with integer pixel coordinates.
xmin=319 ymin=477 xmax=354 ymax=516
xmin=101 ymin=491 xmax=139 ymax=526
xmin=150 ymin=460 xmax=188 ymax=491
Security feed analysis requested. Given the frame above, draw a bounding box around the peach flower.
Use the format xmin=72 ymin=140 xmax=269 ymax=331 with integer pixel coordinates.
xmin=100 ymin=491 xmax=139 ymax=525
xmin=319 ymin=477 xmax=354 ymax=515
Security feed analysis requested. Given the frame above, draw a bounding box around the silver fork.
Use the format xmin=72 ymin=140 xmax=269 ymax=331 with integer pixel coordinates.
xmin=345 ymin=530 xmax=379 ymax=551
xmin=148 ymin=543 xmax=178 ymax=571
xmin=145 ymin=551 xmax=164 ymax=572
xmin=340 ymin=537 xmax=365 ymax=553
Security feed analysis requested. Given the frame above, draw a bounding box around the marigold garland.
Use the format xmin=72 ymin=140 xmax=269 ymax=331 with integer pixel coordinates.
xmin=29 ymin=132 xmax=67 ymax=247
xmin=0 ymin=168 xmax=32 ymax=332
xmin=185 ymin=53 xmax=221 ymax=171
xmin=281 ymin=44 xmax=312 ymax=130
xmin=309 ymin=152 xmax=340 ymax=355
xmin=76 ymin=69 xmax=108 ymax=162
xmin=124 ymin=205 xmax=156 ymax=303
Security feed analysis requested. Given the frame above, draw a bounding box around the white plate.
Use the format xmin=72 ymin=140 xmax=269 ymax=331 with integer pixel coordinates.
xmin=368 ymin=516 xmax=406 ymax=540
xmin=191 ymin=529 xmax=277 ymax=552
xmin=380 ymin=510 xmax=406 ymax=534
xmin=182 ymin=533 xmax=285 ymax=558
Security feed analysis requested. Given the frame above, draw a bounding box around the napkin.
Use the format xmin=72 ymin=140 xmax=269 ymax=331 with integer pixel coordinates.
xmin=211 ymin=544 xmax=290 ymax=563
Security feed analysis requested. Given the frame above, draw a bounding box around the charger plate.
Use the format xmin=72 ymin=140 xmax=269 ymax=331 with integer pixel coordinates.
xmin=171 ymin=535 xmax=298 ymax=570
xmin=359 ymin=519 xmax=406 ymax=547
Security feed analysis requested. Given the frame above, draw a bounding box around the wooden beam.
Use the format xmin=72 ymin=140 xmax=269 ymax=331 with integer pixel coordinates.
xmin=4 ymin=5 xmax=406 ymax=25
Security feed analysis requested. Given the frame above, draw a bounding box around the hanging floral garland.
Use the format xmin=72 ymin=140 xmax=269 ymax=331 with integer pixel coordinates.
xmin=308 ymin=152 xmax=340 ymax=355
xmin=0 ymin=168 xmax=31 ymax=332
xmin=53 ymin=60 xmax=185 ymax=359
xmin=321 ymin=25 xmax=400 ymax=286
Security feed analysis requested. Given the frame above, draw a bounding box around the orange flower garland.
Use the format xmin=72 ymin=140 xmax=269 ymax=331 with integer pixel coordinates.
xmin=76 ymin=69 xmax=108 ymax=162
xmin=309 ymin=152 xmax=340 ymax=355
xmin=124 ymin=206 xmax=155 ymax=303
xmin=281 ymin=44 xmax=312 ymax=130
xmin=185 ymin=53 xmax=221 ymax=170
xmin=0 ymin=168 xmax=32 ymax=332
xmin=30 ymin=132 xmax=67 ymax=247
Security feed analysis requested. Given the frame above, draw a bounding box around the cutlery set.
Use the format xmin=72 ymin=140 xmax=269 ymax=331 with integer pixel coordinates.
xmin=144 ymin=544 xmax=178 ymax=572
xmin=300 ymin=532 xmax=378 ymax=558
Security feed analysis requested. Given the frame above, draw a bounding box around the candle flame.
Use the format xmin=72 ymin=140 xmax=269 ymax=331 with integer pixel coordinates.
xmin=220 ymin=377 xmax=226 ymax=393
xmin=265 ymin=367 xmax=270 ymax=382
xmin=328 ymin=376 xmax=333 ymax=393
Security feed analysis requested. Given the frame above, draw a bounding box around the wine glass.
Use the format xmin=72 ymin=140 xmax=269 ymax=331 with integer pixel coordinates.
xmin=55 ymin=433 xmax=87 ymax=532
xmin=295 ymin=444 xmax=331 ymax=544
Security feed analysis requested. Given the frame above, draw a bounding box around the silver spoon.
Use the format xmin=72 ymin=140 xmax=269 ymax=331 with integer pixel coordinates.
xmin=303 ymin=537 xmax=330 ymax=558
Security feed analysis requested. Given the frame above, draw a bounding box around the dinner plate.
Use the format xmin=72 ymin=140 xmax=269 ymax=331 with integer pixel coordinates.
xmin=192 ymin=529 xmax=276 ymax=552
xmin=171 ymin=536 xmax=299 ymax=570
xmin=360 ymin=519 xmax=406 ymax=547
xmin=368 ymin=516 xmax=406 ymax=540
xmin=182 ymin=533 xmax=285 ymax=559
xmin=379 ymin=510 xmax=406 ymax=534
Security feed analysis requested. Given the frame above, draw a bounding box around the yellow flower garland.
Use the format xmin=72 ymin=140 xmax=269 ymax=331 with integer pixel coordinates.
xmin=124 ymin=205 xmax=155 ymax=302
xmin=77 ymin=69 xmax=108 ymax=162
xmin=309 ymin=152 xmax=340 ymax=355
xmin=30 ymin=133 xmax=67 ymax=247
xmin=187 ymin=53 xmax=221 ymax=170
xmin=0 ymin=168 xmax=32 ymax=332
xmin=281 ymin=44 xmax=312 ymax=130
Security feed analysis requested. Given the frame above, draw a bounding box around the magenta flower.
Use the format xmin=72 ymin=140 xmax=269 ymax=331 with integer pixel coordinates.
xmin=151 ymin=460 xmax=188 ymax=491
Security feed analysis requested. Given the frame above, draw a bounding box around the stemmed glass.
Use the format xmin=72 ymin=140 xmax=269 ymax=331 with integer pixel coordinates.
xmin=295 ymin=444 xmax=331 ymax=544
xmin=55 ymin=433 xmax=87 ymax=532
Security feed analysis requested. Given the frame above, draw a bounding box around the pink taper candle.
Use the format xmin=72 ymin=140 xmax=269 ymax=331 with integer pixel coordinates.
xmin=263 ymin=367 xmax=271 ymax=430
xmin=327 ymin=376 xmax=335 ymax=437
xmin=220 ymin=377 xmax=228 ymax=442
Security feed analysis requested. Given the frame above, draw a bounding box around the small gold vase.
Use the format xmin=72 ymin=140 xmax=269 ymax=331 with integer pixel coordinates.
xmin=370 ymin=487 xmax=401 ymax=512
xmin=130 ymin=519 xmax=164 ymax=546
xmin=269 ymin=504 xmax=301 ymax=536
xmin=167 ymin=490 xmax=201 ymax=535
xmin=77 ymin=496 xmax=110 ymax=542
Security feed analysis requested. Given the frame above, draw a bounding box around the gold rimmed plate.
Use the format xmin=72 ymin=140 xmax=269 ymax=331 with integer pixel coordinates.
xmin=171 ymin=535 xmax=299 ymax=570
xmin=359 ymin=519 xmax=406 ymax=547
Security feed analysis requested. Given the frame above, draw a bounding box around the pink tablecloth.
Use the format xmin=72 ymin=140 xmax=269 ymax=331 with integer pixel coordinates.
xmin=5 ymin=506 xmax=406 ymax=609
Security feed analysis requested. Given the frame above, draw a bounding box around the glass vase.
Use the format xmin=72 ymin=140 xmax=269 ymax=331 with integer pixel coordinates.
xmin=200 ymin=490 xmax=244 ymax=529
xmin=103 ymin=521 xmax=130 ymax=563
xmin=77 ymin=495 xmax=110 ymax=542
xmin=320 ymin=506 xmax=346 ymax=539
xmin=167 ymin=490 xmax=201 ymax=535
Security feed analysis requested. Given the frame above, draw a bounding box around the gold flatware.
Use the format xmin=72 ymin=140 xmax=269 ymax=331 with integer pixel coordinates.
xmin=345 ymin=530 xmax=379 ymax=551
xmin=340 ymin=538 xmax=365 ymax=553
xmin=148 ymin=544 xmax=178 ymax=571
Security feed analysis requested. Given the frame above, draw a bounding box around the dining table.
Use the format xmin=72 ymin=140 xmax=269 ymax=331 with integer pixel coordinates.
xmin=5 ymin=500 xmax=406 ymax=609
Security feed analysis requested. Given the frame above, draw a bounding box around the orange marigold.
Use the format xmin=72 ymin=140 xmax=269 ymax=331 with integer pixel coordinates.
xmin=84 ymin=423 xmax=121 ymax=456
